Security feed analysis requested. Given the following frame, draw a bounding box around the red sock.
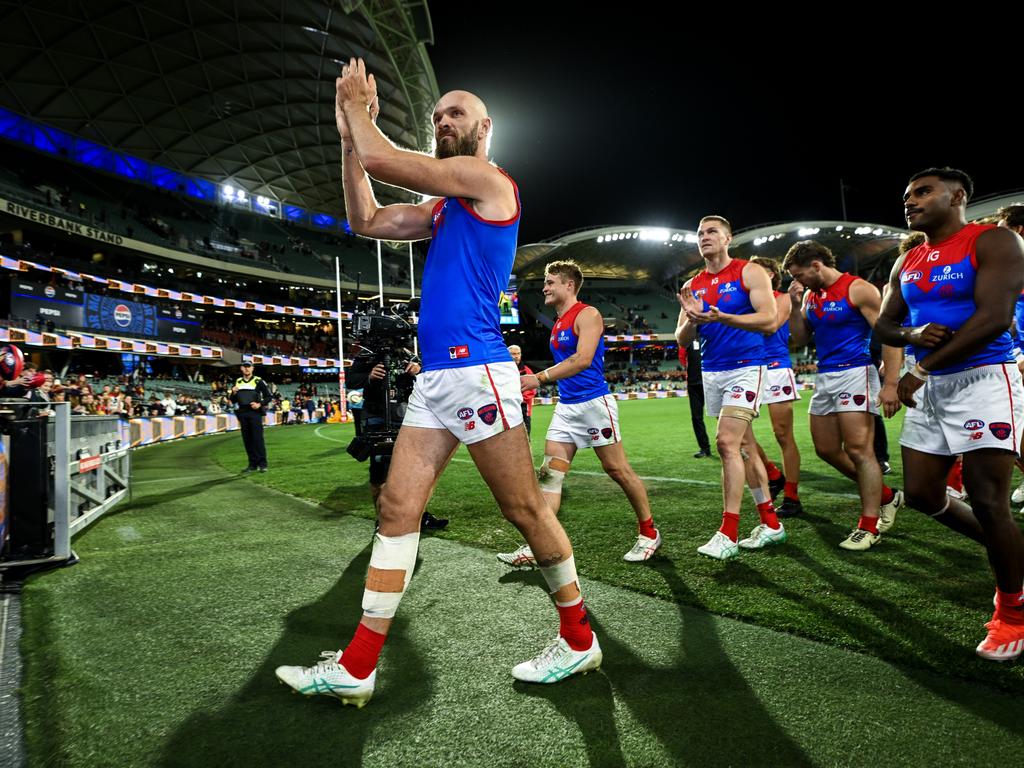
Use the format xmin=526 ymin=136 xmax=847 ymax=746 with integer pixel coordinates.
xmin=340 ymin=623 xmax=386 ymax=680
xmin=757 ymin=501 xmax=780 ymax=529
xmin=719 ymin=511 xmax=740 ymax=541
xmin=946 ymin=459 xmax=963 ymax=493
xmin=783 ymin=481 xmax=799 ymax=501
xmin=880 ymin=485 xmax=895 ymax=505
xmin=996 ymin=590 xmax=1024 ymax=624
xmin=858 ymin=515 xmax=879 ymax=535
xmin=638 ymin=516 xmax=657 ymax=540
xmin=765 ymin=461 xmax=783 ymax=481
xmin=556 ymin=596 xmax=593 ymax=651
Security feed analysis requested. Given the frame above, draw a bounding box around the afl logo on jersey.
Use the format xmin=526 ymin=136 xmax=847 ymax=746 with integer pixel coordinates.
xmin=114 ymin=304 xmax=132 ymax=327
xmin=902 ymin=271 xmax=923 ymax=282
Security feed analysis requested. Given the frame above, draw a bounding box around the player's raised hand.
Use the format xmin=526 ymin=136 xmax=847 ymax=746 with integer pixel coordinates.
xmin=338 ymin=57 xmax=372 ymax=110
xmin=367 ymin=73 xmax=379 ymax=123
xmin=788 ymin=279 xmax=806 ymax=304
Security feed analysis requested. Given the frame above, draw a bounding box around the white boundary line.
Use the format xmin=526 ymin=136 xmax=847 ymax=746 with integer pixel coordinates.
xmin=311 ymin=425 xmax=860 ymax=499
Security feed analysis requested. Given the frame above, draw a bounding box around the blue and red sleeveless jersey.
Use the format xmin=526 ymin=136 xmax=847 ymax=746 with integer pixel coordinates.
xmin=417 ymin=170 xmax=520 ymax=371
xmin=689 ymin=258 xmax=766 ymax=372
xmin=900 ymin=223 xmax=1013 ymax=374
xmin=764 ymin=291 xmax=791 ymax=369
xmin=1014 ymin=290 xmax=1024 ymax=349
xmin=550 ymin=301 xmax=609 ymax=404
xmin=805 ymin=272 xmax=872 ymax=372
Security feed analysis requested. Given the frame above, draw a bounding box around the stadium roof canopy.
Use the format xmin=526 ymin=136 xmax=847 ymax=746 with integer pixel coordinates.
xmin=0 ymin=0 xmax=439 ymax=212
xmin=514 ymin=221 xmax=912 ymax=288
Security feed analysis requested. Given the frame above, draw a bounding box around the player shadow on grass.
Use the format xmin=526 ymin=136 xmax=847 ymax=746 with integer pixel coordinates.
xmin=321 ymin=483 xmax=380 ymax=515
xmin=119 ymin=475 xmax=244 ymax=512
xmin=500 ymin=560 xmax=814 ymax=766
xmin=736 ymin=551 xmax=1024 ymax=733
xmin=157 ymin=544 xmax=432 ymax=768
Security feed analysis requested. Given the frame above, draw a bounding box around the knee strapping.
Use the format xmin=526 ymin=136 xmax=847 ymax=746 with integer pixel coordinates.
xmin=538 ymin=554 xmax=579 ymax=594
xmin=537 ymin=455 xmax=571 ymax=493
xmin=361 ymin=531 xmax=420 ymax=619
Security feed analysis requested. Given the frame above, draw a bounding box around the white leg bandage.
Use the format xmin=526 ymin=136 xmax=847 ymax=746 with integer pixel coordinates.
xmin=750 ymin=487 xmax=769 ymax=505
xmin=539 ymin=554 xmax=579 ymax=594
xmin=361 ymin=531 xmax=420 ymax=619
xmin=537 ymin=456 xmax=571 ymax=494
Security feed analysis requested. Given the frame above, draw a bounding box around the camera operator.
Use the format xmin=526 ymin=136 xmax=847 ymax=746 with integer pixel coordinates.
xmin=346 ymin=342 xmax=448 ymax=531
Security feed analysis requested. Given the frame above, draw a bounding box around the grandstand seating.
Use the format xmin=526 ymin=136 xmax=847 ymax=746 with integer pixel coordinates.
xmin=0 ymin=142 xmax=420 ymax=286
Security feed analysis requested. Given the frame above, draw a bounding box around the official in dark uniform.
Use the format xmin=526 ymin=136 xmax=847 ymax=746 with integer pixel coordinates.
xmin=230 ymin=361 xmax=273 ymax=472
xmin=684 ymin=341 xmax=712 ymax=458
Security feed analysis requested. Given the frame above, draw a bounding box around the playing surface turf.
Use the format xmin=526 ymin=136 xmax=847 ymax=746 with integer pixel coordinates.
xmin=18 ymin=398 xmax=1024 ymax=766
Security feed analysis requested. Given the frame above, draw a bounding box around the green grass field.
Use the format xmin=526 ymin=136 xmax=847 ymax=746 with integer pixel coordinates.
xmin=18 ymin=398 xmax=1024 ymax=766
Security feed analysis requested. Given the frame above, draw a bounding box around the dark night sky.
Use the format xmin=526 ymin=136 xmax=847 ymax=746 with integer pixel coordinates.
xmin=425 ymin=11 xmax=1022 ymax=244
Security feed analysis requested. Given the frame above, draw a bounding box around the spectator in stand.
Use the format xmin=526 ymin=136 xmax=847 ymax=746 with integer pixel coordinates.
xmin=508 ymin=345 xmax=536 ymax=436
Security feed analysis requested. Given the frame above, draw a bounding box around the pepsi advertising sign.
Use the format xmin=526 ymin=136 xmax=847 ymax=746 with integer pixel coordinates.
xmin=84 ymin=294 xmax=157 ymax=336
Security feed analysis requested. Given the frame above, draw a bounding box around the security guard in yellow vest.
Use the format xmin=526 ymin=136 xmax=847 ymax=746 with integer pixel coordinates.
xmin=230 ymin=361 xmax=273 ymax=472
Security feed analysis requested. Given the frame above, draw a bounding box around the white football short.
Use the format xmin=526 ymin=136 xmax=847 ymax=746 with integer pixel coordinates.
xmin=546 ymin=394 xmax=621 ymax=449
xmin=809 ymin=365 xmax=880 ymax=416
xmin=702 ymin=365 xmax=765 ymax=418
xmin=762 ymin=366 xmax=800 ymax=405
xmin=403 ymin=361 xmax=523 ymax=445
xmin=900 ymin=363 xmax=1024 ymax=456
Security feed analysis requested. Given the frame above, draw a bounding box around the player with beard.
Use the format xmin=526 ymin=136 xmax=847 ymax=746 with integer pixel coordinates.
xmin=784 ymin=241 xmax=904 ymax=550
xmin=875 ymin=168 xmax=1024 ymax=660
xmin=276 ymin=59 xmax=601 ymax=706
xmin=497 ymin=260 xmax=661 ymax=567
xmin=676 ymin=216 xmax=787 ymax=560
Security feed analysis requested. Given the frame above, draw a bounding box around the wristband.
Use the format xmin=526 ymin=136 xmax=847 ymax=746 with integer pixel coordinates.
xmin=537 ymin=369 xmax=551 ymax=384
xmin=908 ymin=363 xmax=929 ymax=382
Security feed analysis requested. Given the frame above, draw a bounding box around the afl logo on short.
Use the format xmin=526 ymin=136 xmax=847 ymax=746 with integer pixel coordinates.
xmin=587 ymin=427 xmax=600 ymax=435
xmin=963 ymin=419 xmax=985 ymax=431
xmin=114 ymin=304 xmax=132 ymax=327
xmin=44 ymin=285 xmax=56 ymax=298
xmin=989 ymin=422 xmax=1012 ymax=440
xmin=457 ymin=407 xmax=474 ymax=421
xmin=902 ymin=271 xmax=923 ymax=282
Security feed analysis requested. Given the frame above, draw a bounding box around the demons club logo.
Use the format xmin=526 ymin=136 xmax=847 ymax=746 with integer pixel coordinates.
xmin=989 ymin=422 xmax=1012 ymax=441
xmin=478 ymin=403 xmax=498 ymax=425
